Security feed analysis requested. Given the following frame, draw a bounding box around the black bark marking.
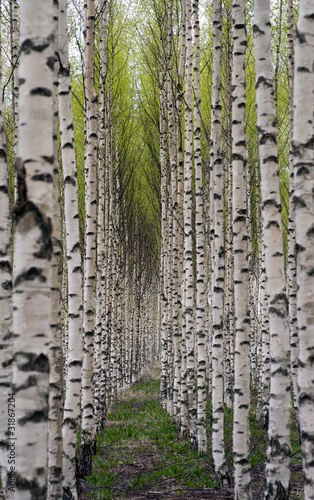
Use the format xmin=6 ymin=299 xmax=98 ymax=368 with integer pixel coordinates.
xmin=255 ymin=75 xmax=272 ymax=88
xmin=269 ymin=293 xmax=288 ymax=318
xmin=64 ymin=175 xmax=76 ymax=185
xmin=42 ymin=155 xmax=54 ymax=165
xmin=2 ymin=280 xmax=12 ymax=291
xmin=79 ymin=440 xmax=96 ymax=478
xmin=306 ymin=225 xmax=314 ymax=239
xmin=18 ymin=409 xmax=48 ymax=426
xmin=14 ymin=157 xmax=27 ymax=207
xmin=31 ymin=173 xmax=53 ymax=183
xmin=14 ymin=267 xmax=46 ymax=287
xmin=20 ymin=39 xmax=49 ymax=54
xmin=46 ymin=55 xmax=56 ymax=70
xmin=30 ymin=87 xmax=52 ymax=97
xmin=16 ymin=352 xmax=49 ymax=373
xmin=15 ymin=471 xmax=46 ymax=499
xmin=294 ymin=195 xmax=306 ymax=208
xmin=253 ymin=24 xmax=265 ymax=36
xmin=63 ymin=142 xmax=74 ymax=150
xmin=0 ymin=260 xmax=12 ymax=273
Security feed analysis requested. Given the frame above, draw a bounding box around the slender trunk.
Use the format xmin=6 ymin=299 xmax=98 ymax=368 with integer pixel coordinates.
xmin=231 ymin=3 xmax=251 ymax=498
xmin=253 ymin=2 xmax=291 ymax=497
xmin=184 ymin=0 xmax=196 ymax=448
xmin=80 ymin=0 xmax=98 ymax=478
xmin=10 ymin=0 xmax=19 ymax=159
xmin=292 ymin=2 xmax=314 ymax=498
xmin=210 ymin=0 xmax=229 ymax=486
xmin=0 ymin=88 xmax=12 ymax=493
xmin=286 ymin=0 xmax=298 ymax=412
xmin=48 ymin=27 xmax=64 ymax=497
xmin=159 ymin=43 xmax=168 ymax=410
xmin=192 ymin=0 xmax=206 ymax=456
xmin=58 ymin=0 xmax=84 ymax=495
xmin=94 ymin=0 xmax=107 ymax=433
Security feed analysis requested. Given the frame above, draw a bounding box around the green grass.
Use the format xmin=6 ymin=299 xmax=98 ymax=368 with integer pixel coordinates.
xmin=84 ymin=375 xmax=304 ymax=499
xmin=85 ymin=376 xmax=218 ymax=498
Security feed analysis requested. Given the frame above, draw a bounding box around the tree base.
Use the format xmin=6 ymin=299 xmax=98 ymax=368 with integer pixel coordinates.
xmin=79 ymin=440 xmax=96 ymax=478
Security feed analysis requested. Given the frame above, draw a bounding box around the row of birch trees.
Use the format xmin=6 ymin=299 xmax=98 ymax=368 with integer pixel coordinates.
xmin=138 ymin=0 xmax=313 ymax=499
xmin=0 ymin=0 xmax=313 ymax=500
xmin=0 ymin=0 xmax=160 ymax=499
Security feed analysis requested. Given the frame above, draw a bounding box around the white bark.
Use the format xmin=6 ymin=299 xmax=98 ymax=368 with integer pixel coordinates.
xmin=58 ymin=0 xmax=84 ymax=495
xmin=48 ymin=156 xmax=63 ymax=500
xmin=10 ymin=0 xmax=19 ymax=159
xmin=184 ymin=0 xmax=197 ymax=448
xmin=231 ymin=3 xmax=251 ymax=498
xmin=210 ymin=0 xmax=229 ymax=485
xmin=253 ymin=1 xmax=291 ymax=497
xmin=287 ymin=0 xmax=299 ymax=412
xmin=10 ymin=0 xmax=56 ymax=495
xmin=292 ymin=1 xmax=314 ymax=498
xmin=80 ymin=0 xmax=98 ymax=478
xmin=0 ymin=89 xmax=12 ymax=493
xmin=193 ymin=0 xmax=207 ymax=456
xmin=48 ymin=25 xmax=63 ymax=497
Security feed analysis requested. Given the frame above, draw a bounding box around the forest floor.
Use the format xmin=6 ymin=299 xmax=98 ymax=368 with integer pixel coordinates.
xmin=80 ymin=365 xmax=304 ymax=500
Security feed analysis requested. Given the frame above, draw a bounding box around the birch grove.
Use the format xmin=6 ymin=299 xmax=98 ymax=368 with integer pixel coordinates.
xmin=0 ymin=0 xmax=313 ymax=499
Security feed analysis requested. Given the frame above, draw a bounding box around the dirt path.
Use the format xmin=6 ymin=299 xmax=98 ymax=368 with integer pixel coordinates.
xmin=80 ymin=367 xmax=304 ymax=500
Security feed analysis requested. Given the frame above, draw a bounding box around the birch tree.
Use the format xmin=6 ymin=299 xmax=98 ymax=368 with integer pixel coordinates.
xmin=286 ymin=0 xmax=299 ymax=411
xmin=253 ymin=1 xmax=291 ymax=497
xmin=193 ymin=0 xmax=207 ymax=456
xmin=0 ymin=89 xmax=12 ymax=493
xmin=210 ymin=0 xmax=229 ymax=485
xmin=10 ymin=0 xmax=19 ymax=158
xmin=292 ymin=1 xmax=314 ymax=498
xmin=10 ymin=0 xmax=56 ymax=496
xmin=58 ymin=0 xmax=84 ymax=495
xmin=80 ymin=0 xmax=98 ymax=477
xmin=231 ymin=2 xmax=251 ymax=498
xmin=184 ymin=0 xmax=197 ymax=447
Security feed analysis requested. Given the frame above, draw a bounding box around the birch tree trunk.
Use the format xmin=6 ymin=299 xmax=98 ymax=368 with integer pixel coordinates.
xmin=292 ymin=2 xmax=314 ymax=498
xmin=210 ymin=0 xmax=229 ymax=485
xmin=80 ymin=0 xmax=98 ymax=477
xmin=48 ymin=151 xmax=63 ymax=500
xmin=184 ymin=0 xmax=197 ymax=447
xmin=253 ymin=1 xmax=291 ymax=497
xmin=287 ymin=0 xmax=299 ymax=412
xmin=58 ymin=0 xmax=84 ymax=495
xmin=167 ymin=0 xmax=181 ymax=424
xmin=159 ymin=45 xmax=168 ymax=410
xmin=10 ymin=0 xmax=56 ymax=496
xmin=0 ymin=90 xmax=12 ymax=493
xmin=48 ymin=24 xmax=64 ymax=497
xmin=192 ymin=0 xmax=207 ymax=456
xmin=231 ymin=3 xmax=251 ymax=498
xmin=10 ymin=0 xmax=19 ymax=159
xmin=94 ymin=0 xmax=108 ymax=433
xmin=177 ymin=0 xmax=186 ymax=435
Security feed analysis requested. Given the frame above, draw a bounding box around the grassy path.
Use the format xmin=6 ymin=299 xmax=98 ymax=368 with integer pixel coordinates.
xmin=80 ymin=365 xmax=303 ymax=500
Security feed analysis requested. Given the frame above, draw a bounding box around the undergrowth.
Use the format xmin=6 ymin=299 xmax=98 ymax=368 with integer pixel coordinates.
xmin=85 ymin=377 xmax=219 ymax=498
xmin=84 ymin=375 xmax=303 ymax=499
